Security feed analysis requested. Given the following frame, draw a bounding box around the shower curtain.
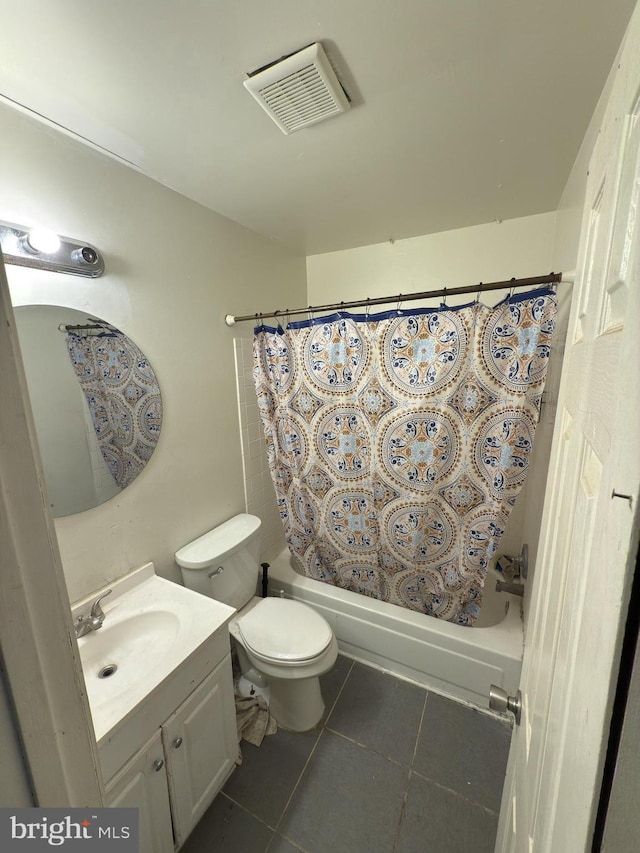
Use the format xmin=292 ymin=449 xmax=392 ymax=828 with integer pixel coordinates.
xmin=253 ymin=288 xmax=557 ymax=626
xmin=65 ymin=325 xmax=162 ymax=489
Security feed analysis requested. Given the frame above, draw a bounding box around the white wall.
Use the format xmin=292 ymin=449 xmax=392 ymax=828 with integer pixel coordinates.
xmin=234 ymin=338 xmax=287 ymax=563
xmin=307 ymin=213 xmax=557 ymax=303
xmin=1 ymin=104 xmax=306 ymax=602
xmin=306 ymin=212 xmax=559 ymax=561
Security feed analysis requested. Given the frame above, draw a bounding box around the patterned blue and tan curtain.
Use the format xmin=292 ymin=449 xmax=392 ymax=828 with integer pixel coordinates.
xmin=66 ymin=325 xmax=162 ymax=489
xmin=253 ymin=288 xmax=557 ymax=625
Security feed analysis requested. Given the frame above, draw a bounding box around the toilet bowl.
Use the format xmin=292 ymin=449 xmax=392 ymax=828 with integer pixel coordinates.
xmin=175 ymin=514 xmax=338 ymax=732
xmin=230 ymin=596 xmax=338 ymax=731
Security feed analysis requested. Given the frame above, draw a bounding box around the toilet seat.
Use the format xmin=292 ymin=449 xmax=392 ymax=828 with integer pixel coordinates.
xmin=236 ymin=598 xmax=333 ymax=666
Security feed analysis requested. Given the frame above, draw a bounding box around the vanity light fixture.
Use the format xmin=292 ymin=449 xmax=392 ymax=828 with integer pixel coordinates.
xmin=0 ymin=219 xmax=104 ymax=277
xmin=20 ymin=226 xmax=61 ymax=255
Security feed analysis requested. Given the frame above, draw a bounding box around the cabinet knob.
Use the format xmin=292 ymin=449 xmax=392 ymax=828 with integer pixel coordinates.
xmin=153 ymin=758 xmax=165 ymax=772
xmin=173 ymin=737 xmax=183 ymax=749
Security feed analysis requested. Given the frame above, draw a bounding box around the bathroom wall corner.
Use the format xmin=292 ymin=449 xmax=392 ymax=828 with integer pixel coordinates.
xmin=234 ymin=337 xmax=286 ymax=563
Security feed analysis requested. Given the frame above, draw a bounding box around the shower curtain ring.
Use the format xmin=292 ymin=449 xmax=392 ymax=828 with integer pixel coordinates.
xmin=509 ymin=277 xmax=516 ymax=300
xmin=365 ymin=299 xmax=371 ymax=320
xmin=442 ymin=287 xmax=448 ymax=307
xmin=476 ymin=282 xmax=483 ymax=303
xmin=307 ymin=305 xmax=314 ymax=325
xmin=396 ymin=294 xmax=403 ymax=313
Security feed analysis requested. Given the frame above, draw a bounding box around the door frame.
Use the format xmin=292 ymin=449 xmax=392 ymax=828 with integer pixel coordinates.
xmin=592 ymin=540 xmax=640 ymax=849
xmin=0 ymin=250 xmax=104 ymax=805
xmin=495 ymin=2 xmax=640 ymax=846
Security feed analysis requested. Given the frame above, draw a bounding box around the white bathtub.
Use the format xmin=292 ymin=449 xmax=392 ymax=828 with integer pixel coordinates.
xmin=266 ymin=548 xmax=523 ymax=709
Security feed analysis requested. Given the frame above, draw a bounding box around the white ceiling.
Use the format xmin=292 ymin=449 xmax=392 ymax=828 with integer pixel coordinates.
xmin=0 ymin=0 xmax=635 ymax=255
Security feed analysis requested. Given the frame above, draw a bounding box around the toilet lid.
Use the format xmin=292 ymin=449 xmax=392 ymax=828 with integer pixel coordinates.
xmin=237 ymin=598 xmax=333 ymax=664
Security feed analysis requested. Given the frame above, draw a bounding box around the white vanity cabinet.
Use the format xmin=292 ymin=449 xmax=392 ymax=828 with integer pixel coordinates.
xmin=78 ymin=566 xmax=240 ymax=850
xmin=162 ymin=656 xmax=237 ymax=846
xmin=103 ymin=653 xmax=238 ymax=851
xmin=105 ymin=729 xmax=174 ymax=853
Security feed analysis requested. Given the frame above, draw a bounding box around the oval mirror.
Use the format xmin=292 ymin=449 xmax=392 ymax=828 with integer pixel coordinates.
xmin=13 ymin=305 xmax=163 ymax=517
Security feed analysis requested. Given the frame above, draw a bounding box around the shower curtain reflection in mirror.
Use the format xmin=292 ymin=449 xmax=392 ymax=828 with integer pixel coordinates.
xmin=65 ymin=321 xmax=162 ymax=491
xmin=12 ymin=304 xmax=163 ymax=516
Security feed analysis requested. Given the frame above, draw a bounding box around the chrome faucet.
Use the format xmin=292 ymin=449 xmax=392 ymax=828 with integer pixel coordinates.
xmin=74 ymin=589 xmax=112 ymax=638
xmin=495 ymin=580 xmax=525 ymax=597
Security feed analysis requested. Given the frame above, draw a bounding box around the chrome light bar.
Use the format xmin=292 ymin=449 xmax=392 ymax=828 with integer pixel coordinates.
xmin=0 ymin=220 xmax=104 ymax=278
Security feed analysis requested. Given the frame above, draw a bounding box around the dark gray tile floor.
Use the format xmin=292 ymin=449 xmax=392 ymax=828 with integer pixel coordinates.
xmin=181 ymin=656 xmax=511 ymax=853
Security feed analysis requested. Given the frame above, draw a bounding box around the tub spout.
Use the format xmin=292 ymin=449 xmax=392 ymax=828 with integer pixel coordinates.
xmin=496 ymin=580 xmax=524 ymax=597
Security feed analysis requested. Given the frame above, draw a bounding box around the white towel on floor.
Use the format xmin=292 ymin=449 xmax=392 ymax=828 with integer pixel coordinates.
xmin=235 ymin=695 xmax=277 ymax=749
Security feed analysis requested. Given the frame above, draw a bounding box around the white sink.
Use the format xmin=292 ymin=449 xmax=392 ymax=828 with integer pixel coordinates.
xmin=72 ymin=563 xmax=236 ymax=744
xmin=79 ymin=610 xmax=181 ymax=709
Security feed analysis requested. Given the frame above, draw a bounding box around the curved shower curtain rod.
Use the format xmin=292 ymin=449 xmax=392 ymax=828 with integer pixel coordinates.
xmin=224 ymin=270 xmax=575 ymax=326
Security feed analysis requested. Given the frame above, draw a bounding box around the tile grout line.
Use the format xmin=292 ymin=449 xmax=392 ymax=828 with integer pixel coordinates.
xmin=392 ymin=780 xmax=411 ymax=853
xmin=218 ymin=789 xmax=325 ymax=853
xmin=408 ymin=770 xmax=501 ymax=817
xmin=270 ymin=727 xmax=322 ymax=834
xmin=324 ymin=726 xmax=411 ymax=770
xmin=408 ymin=690 xmax=502 ymax=816
xmin=411 ymin=690 xmax=430 ymax=768
xmin=215 ymin=794 xmax=311 ymax=853
xmin=219 ymin=791 xmax=278 ymax=830
xmin=271 ymin=658 xmax=356 ymax=836
xmin=392 ymin=690 xmax=429 ymax=852
xmin=320 ymin=662 xmax=431 ymax=771
xmin=264 ymin=827 xmax=311 ymax=853
xmin=324 ymin=658 xmax=355 ymax=724
xmin=222 ymin=658 xmax=357 ymax=849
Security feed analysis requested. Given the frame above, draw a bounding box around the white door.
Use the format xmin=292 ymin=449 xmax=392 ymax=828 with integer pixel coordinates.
xmin=162 ymin=655 xmax=238 ymax=846
xmin=496 ymin=7 xmax=640 ymax=853
xmin=105 ymin=730 xmax=175 ymax=853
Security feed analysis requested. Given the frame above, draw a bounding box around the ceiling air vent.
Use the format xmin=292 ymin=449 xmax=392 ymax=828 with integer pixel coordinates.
xmin=243 ymin=42 xmax=350 ymax=135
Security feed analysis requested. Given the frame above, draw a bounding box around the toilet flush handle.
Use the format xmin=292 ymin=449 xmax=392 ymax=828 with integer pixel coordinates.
xmin=208 ymin=566 xmax=224 ymax=579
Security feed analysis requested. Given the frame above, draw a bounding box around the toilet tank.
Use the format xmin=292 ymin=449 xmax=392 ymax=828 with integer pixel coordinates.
xmin=175 ymin=514 xmax=262 ymax=610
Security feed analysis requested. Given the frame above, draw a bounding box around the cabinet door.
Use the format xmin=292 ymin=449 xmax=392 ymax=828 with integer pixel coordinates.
xmin=105 ymin=729 xmax=174 ymax=853
xmin=162 ymin=654 xmax=238 ymax=845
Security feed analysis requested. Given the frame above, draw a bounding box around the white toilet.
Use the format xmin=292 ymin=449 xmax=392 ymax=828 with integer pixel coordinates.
xmin=175 ymin=513 xmax=338 ymax=732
